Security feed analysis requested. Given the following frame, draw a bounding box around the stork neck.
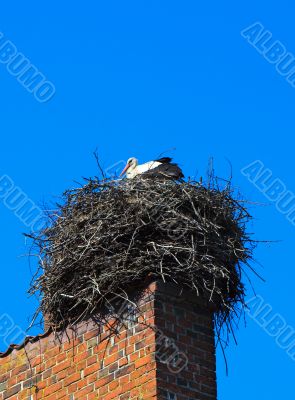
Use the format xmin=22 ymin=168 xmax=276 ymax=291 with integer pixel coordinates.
xmin=127 ymin=164 xmax=138 ymax=178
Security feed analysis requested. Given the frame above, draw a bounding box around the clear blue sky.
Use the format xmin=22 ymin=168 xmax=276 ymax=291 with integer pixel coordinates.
xmin=0 ymin=1 xmax=294 ymax=398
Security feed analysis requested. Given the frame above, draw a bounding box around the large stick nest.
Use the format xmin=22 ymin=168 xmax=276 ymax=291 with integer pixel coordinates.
xmin=28 ymin=177 xmax=256 ymax=337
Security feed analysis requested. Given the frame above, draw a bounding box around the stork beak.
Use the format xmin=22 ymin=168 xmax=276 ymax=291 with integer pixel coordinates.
xmin=120 ymin=162 xmax=130 ymax=177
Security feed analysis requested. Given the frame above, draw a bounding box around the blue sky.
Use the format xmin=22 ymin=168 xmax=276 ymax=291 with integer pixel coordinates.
xmin=0 ymin=1 xmax=294 ymax=398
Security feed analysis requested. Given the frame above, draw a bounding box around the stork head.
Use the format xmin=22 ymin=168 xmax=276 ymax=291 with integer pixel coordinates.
xmin=120 ymin=157 xmax=138 ymax=177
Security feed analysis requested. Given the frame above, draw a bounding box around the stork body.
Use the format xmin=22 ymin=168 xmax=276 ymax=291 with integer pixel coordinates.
xmin=120 ymin=157 xmax=184 ymax=180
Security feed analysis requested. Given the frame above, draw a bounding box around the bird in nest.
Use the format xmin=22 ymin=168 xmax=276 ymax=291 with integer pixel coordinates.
xmin=120 ymin=157 xmax=184 ymax=180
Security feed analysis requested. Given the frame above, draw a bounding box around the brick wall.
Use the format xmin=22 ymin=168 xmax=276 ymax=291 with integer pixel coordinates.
xmin=0 ymin=282 xmax=217 ymax=400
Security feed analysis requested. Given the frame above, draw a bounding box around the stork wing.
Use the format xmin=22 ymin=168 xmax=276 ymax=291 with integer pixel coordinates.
xmin=154 ymin=157 xmax=173 ymax=164
xmin=142 ymin=162 xmax=184 ymax=180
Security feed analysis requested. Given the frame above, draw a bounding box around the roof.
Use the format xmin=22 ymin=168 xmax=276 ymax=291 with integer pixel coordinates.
xmin=0 ymin=327 xmax=52 ymax=358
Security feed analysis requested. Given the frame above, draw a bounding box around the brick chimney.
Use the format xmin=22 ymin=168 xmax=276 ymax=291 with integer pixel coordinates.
xmin=0 ymin=281 xmax=217 ymax=399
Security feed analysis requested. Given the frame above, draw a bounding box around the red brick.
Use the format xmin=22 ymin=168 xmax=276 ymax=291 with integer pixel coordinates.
xmin=43 ymin=382 xmax=62 ymax=397
xmin=84 ymin=363 xmax=100 ymax=378
xmin=52 ymin=359 xmax=71 ymax=374
xmin=0 ymin=282 xmax=216 ymax=400
xmin=64 ymin=372 xmax=81 ymax=386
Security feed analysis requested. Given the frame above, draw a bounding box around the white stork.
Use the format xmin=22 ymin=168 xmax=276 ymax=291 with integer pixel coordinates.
xmin=120 ymin=157 xmax=184 ymax=180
